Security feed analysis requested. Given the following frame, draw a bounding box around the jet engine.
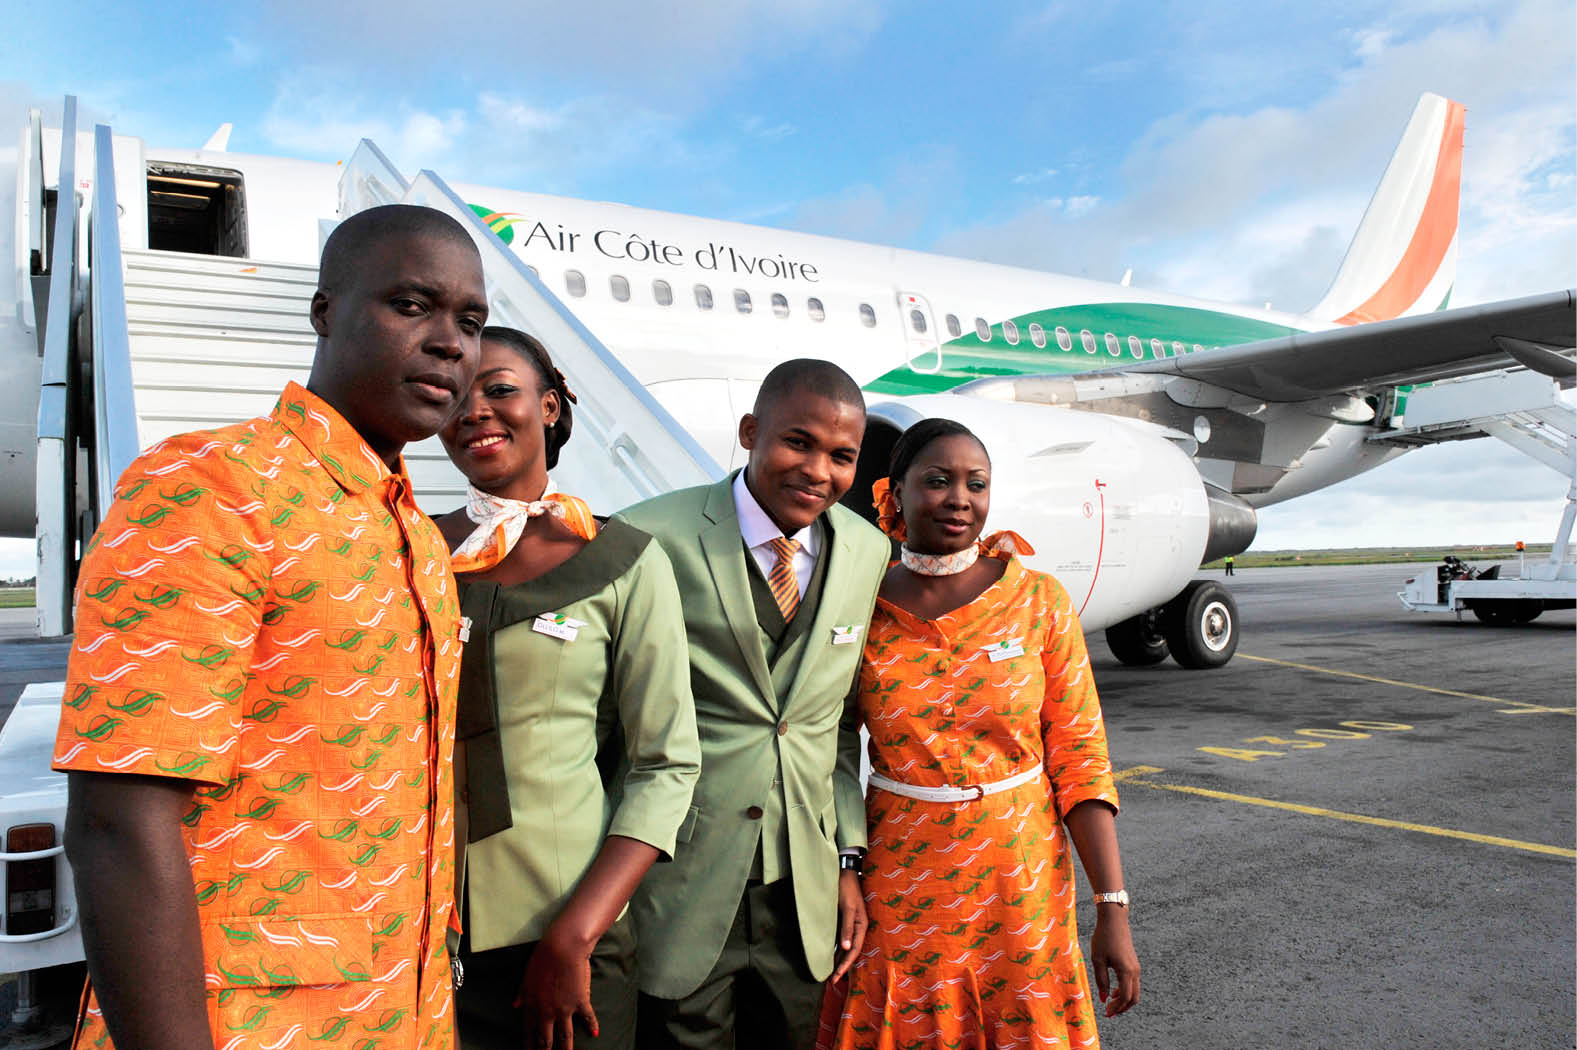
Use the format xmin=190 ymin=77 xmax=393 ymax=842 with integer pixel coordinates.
xmin=844 ymin=394 xmax=1212 ymax=633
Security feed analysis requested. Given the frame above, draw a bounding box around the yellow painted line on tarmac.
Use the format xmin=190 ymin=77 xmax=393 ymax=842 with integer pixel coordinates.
xmin=1113 ymin=766 xmax=1576 ymax=859
xmin=1237 ymin=652 xmax=1574 ymax=715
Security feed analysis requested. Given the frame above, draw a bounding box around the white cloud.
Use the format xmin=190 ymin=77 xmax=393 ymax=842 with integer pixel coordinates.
xmin=261 ymin=72 xmax=468 ymax=166
xmin=1012 ymin=168 xmax=1059 ymax=185
xmin=254 ymin=0 xmax=889 ymax=103
xmin=934 ymin=0 xmax=1576 ymax=311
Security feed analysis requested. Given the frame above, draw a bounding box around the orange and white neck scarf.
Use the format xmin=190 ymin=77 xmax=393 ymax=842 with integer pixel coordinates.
xmin=449 ymin=478 xmax=599 ymax=573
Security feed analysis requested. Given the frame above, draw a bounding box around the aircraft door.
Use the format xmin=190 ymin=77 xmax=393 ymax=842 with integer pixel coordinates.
xmin=899 ymin=290 xmax=943 ymax=374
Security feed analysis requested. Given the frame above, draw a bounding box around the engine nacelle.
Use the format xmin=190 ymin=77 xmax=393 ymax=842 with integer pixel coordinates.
xmin=845 ymin=395 xmax=1210 ymax=632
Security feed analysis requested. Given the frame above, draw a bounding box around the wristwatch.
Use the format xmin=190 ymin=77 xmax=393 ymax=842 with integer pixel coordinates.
xmin=1092 ymin=890 xmax=1129 ymax=907
xmin=838 ymin=852 xmax=864 ymax=875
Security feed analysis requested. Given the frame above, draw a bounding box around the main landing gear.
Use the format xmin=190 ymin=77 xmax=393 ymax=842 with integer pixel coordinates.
xmin=1105 ymin=580 xmax=1240 ymax=669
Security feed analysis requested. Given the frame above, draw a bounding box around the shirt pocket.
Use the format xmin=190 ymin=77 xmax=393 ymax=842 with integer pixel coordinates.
xmin=201 ymin=913 xmax=377 ymax=989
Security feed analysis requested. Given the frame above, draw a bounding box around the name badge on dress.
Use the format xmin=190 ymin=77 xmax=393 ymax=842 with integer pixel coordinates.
xmin=982 ymin=638 xmax=1025 ymax=662
xmin=832 ymin=625 xmax=863 ymax=646
xmin=532 ymin=614 xmax=585 ymax=642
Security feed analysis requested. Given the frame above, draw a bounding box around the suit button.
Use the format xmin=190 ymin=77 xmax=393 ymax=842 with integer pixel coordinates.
xmin=746 ymin=806 xmax=764 ymax=820
xmin=776 ymin=721 xmax=789 ymax=737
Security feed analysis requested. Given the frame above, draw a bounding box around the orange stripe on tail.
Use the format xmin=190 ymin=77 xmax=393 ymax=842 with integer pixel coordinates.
xmin=1337 ymin=101 xmax=1465 ymax=325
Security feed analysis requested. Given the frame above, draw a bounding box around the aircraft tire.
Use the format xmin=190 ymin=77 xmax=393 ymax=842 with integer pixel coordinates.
xmin=1105 ymin=610 xmax=1170 ymax=666
xmin=1162 ymin=581 xmax=1239 ymax=669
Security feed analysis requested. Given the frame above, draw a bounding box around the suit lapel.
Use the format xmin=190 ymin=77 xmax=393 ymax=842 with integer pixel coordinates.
xmin=781 ymin=513 xmax=856 ymax=711
xmin=699 ymin=476 xmax=776 ymax=705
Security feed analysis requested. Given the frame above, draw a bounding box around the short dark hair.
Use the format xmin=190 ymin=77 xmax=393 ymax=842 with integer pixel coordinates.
xmin=482 ymin=326 xmax=574 ymax=470
xmin=318 ymin=204 xmax=476 ymax=294
xmin=888 ymin=417 xmax=988 ymax=482
xmin=752 ymin=358 xmax=866 ymax=419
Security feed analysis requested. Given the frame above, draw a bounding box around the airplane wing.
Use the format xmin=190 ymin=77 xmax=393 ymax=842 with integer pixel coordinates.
xmin=1099 ymin=290 xmax=1575 ymax=400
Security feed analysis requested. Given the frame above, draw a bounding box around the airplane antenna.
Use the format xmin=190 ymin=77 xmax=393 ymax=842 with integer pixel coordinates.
xmin=1120 ymin=268 xmax=1133 ymax=287
xmin=202 ymin=123 xmax=233 ymax=151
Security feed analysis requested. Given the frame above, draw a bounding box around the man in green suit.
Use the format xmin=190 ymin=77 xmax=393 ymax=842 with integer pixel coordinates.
xmin=618 ymin=360 xmax=890 ymax=1050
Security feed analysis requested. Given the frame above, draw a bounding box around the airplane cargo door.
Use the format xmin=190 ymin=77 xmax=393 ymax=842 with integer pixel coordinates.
xmin=899 ymin=291 xmax=942 ymax=374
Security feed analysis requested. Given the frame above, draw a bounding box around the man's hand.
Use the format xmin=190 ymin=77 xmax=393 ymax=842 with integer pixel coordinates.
xmin=830 ymin=868 xmax=867 ymax=982
xmin=517 ymin=927 xmax=598 ymax=1050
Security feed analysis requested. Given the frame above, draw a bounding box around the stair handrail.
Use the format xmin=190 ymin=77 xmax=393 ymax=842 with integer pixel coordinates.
xmin=34 ymin=96 xmax=79 ymax=637
xmin=389 ymin=168 xmax=723 ymax=511
xmin=90 ymin=123 xmax=141 ymax=514
xmin=337 ymin=139 xmax=411 ymax=218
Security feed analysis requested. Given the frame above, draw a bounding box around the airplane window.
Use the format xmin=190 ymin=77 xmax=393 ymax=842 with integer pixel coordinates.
xmin=1029 ymin=322 xmax=1046 ymax=349
xmin=975 ymin=317 xmax=991 ymax=341
xmin=946 ymin=314 xmax=962 ymax=338
xmin=565 ymin=270 xmax=586 ymax=298
xmin=807 ymin=297 xmax=825 ymax=321
xmin=771 ymin=293 xmax=790 ymax=318
xmin=1193 ymin=343 xmax=1204 ymax=354
xmin=1081 ymin=329 xmax=1097 ymax=353
xmin=653 ymin=279 xmax=673 ymax=306
xmin=1055 ymin=326 xmax=1072 ymax=351
xmin=611 ymin=274 xmax=631 ymax=302
xmin=1003 ymin=319 xmax=1020 ymax=345
xmin=1151 ymin=338 xmax=1165 ymax=357
xmin=859 ymin=303 xmax=877 ymax=328
xmin=1105 ymin=332 xmax=1121 ymax=356
xmin=1173 ymin=340 xmax=1185 ymax=355
xmin=910 ymin=309 xmax=927 ymax=334
xmin=695 ymin=284 xmax=714 ymax=310
xmin=735 ymin=289 xmax=753 ymax=314
xmin=1128 ymin=335 xmax=1144 ymax=358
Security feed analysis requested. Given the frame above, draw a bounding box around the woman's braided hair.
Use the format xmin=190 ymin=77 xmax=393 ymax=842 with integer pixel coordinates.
xmin=481 ymin=325 xmax=576 ymax=470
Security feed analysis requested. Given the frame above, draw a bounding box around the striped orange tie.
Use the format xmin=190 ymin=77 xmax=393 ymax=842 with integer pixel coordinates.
xmin=766 ymin=536 xmax=801 ymax=620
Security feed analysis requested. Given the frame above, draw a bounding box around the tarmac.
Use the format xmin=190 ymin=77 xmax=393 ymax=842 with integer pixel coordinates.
xmin=0 ymin=562 xmax=1572 ymax=1048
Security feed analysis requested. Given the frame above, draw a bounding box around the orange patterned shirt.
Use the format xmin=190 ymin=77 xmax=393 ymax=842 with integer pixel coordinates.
xmin=54 ymin=381 xmax=462 ymax=1050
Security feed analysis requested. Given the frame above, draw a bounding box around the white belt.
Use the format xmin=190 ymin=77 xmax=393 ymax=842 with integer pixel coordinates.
xmin=868 ymin=765 xmax=1042 ymax=803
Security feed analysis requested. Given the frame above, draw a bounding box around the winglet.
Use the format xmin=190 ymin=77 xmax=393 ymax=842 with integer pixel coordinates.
xmin=1308 ymin=93 xmax=1465 ymax=325
xmin=202 ymin=123 xmax=233 ymax=152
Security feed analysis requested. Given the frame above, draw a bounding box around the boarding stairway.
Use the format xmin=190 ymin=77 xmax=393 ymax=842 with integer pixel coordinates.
xmin=1372 ymin=368 xmax=1577 ymax=581
xmin=29 ymin=98 xmax=721 ymax=636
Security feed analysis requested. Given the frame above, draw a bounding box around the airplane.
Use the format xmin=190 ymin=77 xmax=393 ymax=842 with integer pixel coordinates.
xmin=3 ymin=92 xmax=1573 ymax=672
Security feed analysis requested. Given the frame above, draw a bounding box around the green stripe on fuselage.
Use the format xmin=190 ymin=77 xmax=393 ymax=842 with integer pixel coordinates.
xmin=863 ymin=301 xmax=1303 ymax=396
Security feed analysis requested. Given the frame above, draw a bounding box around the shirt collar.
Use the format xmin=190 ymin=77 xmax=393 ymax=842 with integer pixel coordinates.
xmin=271 ymin=381 xmax=406 ymax=496
xmin=732 ymin=469 xmax=820 ymax=557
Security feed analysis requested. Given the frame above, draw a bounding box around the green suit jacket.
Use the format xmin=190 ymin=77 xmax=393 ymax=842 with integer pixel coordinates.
xmin=616 ymin=473 xmax=889 ymax=997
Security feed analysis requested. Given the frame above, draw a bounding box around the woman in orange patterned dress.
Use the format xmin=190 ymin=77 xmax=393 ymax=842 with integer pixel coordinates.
xmin=823 ymin=418 xmax=1140 ymax=1050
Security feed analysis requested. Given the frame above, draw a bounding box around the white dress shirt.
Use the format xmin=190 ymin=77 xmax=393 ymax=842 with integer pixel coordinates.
xmin=733 ymin=469 xmax=819 ymax=600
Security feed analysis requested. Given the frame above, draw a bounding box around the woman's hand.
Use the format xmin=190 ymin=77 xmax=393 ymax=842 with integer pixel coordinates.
xmin=1090 ymin=905 xmax=1140 ymax=1016
xmin=516 ymin=926 xmax=598 ymax=1050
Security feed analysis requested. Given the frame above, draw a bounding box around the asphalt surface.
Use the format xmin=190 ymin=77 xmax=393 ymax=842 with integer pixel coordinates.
xmin=1082 ymin=563 xmax=1575 ymax=1050
xmin=0 ymin=566 xmax=1573 ymax=1048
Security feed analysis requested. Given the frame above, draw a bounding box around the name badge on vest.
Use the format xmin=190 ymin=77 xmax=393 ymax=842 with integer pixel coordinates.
xmin=832 ymin=624 xmax=863 ymax=646
xmin=982 ymin=638 xmax=1025 ymax=662
xmin=533 ymin=614 xmax=585 ymax=642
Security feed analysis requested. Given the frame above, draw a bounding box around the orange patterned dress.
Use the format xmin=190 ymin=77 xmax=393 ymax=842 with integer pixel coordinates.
xmin=825 ymin=553 xmax=1118 ymax=1050
xmin=54 ymin=382 xmax=462 ymax=1050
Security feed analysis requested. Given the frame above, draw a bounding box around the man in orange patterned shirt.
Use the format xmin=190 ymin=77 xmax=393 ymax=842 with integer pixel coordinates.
xmin=54 ymin=205 xmax=488 ymax=1050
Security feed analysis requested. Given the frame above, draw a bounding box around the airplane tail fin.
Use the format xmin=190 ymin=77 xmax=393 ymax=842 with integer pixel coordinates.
xmin=1308 ymin=93 xmax=1465 ymax=325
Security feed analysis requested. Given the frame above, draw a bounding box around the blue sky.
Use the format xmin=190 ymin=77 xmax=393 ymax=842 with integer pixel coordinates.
xmin=3 ymin=0 xmax=1575 ymax=578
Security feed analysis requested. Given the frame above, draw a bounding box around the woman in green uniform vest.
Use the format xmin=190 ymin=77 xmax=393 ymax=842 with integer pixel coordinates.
xmin=435 ymin=326 xmax=701 ymax=1050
